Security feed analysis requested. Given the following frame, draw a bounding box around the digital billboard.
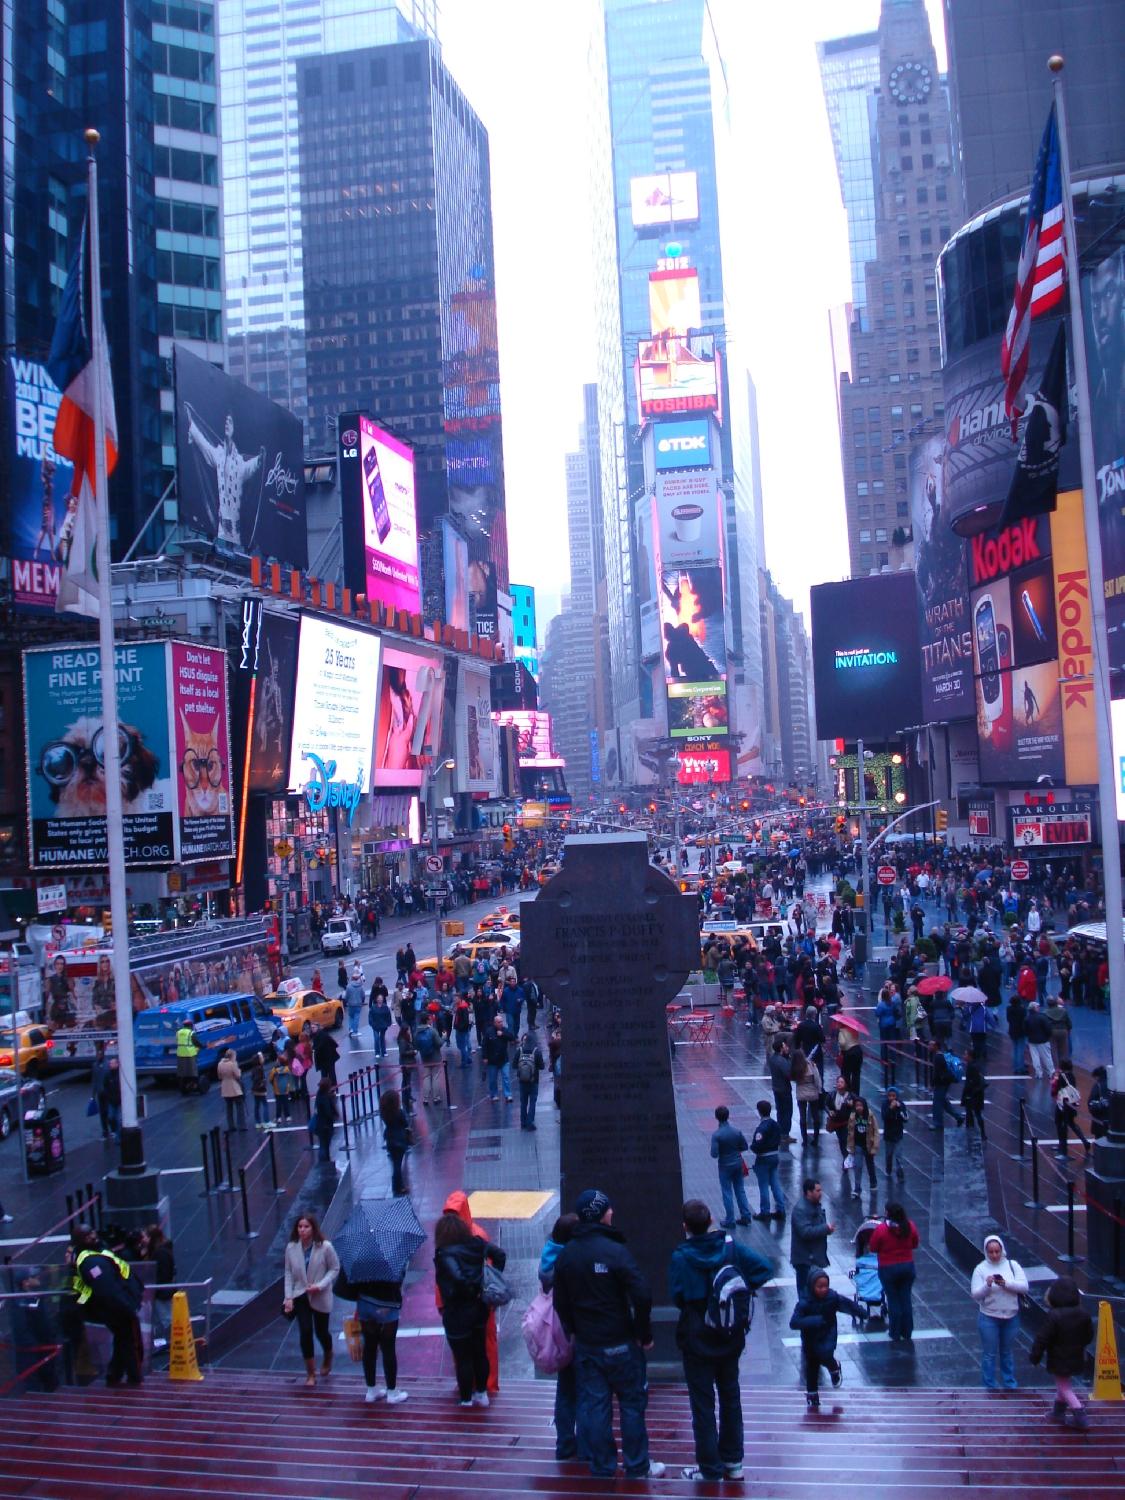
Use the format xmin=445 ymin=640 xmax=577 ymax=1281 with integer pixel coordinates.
xmin=667 ymin=682 xmax=729 ymax=738
xmin=1085 ymin=246 xmax=1125 ymax=667
xmin=491 ymin=710 xmax=564 ymax=768
xmin=649 ymin=268 xmax=701 ymax=338
xmin=910 ymin=432 xmax=973 ymax=719
xmin=288 ymin=617 xmax=382 ymax=797
xmin=1112 ymin=697 xmax=1125 ymax=821
xmin=442 ymin=518 xmax=470 ymax=632
xmin=173 ymin=344 xmax=306 ymax=568
xmin=337 ymin=415 xmax=421 ymax=616
xmin=676 ymin=743 xmax=731 ymax=785
xmin=637 ymin=335 xmax=721 ymax=420
xmin=659 ymin=565 xmax=727 ymax=682
xmin=23 ymin=641 xmax=234 ymax=869
xmin=653 ymin=471 xmax=722 ymax=568
xmin=235 ymin=602 xmax=299 ymax=795
xmin=5 ymin=358 xmax=73 ymax=612
xmin=653 ymin=416 xmax=712 ymax=473
xmin=975 ymin=661 xmax=1064 ymax=784
xmin=373 ymin=645 xmax=443 ymax=790
xmin=630 ymin=171 xmax=700 ymax=229
xmin=458 ymin=663 xmax=498 ymax=793
xmin=810 ymin=574 xmax=924 ymax=741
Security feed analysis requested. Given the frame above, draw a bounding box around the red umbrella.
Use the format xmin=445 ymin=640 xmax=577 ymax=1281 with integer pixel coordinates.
xmin=828 ymin=1011 xmax=871 ymax=1038
xmin=916 ymin=974 xmax=953 ymax=996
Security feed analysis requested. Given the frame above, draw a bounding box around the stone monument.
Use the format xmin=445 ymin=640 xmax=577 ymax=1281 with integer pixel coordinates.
xmin=521 ymin=832 xmax=698 ymax=1304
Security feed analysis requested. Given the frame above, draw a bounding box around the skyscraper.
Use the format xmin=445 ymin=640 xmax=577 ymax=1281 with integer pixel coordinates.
xmin=826 ymin=0 xmax=963 ymax=578
xmin=817 ymin=32 xmax=880 ymax=317
xmin=296 ymin=37 xmax=509 ymax=637
xmin=218 ymin=0 xmax=437 ymax=434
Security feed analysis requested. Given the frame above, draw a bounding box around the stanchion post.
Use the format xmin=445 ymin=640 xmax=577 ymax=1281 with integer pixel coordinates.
xmin=267 ymin=1130 xmax=284 ymax=1195
xmin=237 ymin=1166 xmax=258 ymax=1239
xmin=65 ymin=1193 xmax=74 ymax=1224
xmin=1059 ymin=1180 xmax=1082 ymax=1264
xmin=200 ymin=1133 xmax=211 ymax=1194
xmin=85 ymin=1183 xmax=95 ymax=1221
xmin=340 ymin=1089 xmax=350 ymax=1153
xmin=210 ymin=1126 xmax=222 ymax=1187
xmin=1025 ymin=1130 xmax=1041 ymax=1209
xmin=223 ymin=1130 xmax=235 ymax=1193
xmin=1012 ymin=1099 xmax=1027 ymax=1162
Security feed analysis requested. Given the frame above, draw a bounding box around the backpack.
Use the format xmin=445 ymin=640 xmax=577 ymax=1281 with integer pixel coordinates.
xmin=704 ymin=1239 xmax=754 ymax=1340
xmin=517 ymin=1048 xmax=539 ymax=1084
xmin=943 ymin=1050 xmax=964 ymax=1081
xmin=521 ymin=1289 xmax=575 ymax=1374
xmin=416 ymin=1027 xmax=440 ymax=1061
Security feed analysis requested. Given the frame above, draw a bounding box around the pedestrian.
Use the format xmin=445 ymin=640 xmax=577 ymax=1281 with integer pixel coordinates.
xmin=452 ymin=992 xmax=473 ymax=1067
xmin=353 ymin=1264 xmax=408 ymax=1405
xmin=310 ymin=967 xmax=324 ymax=994
xmin=438 ymin=1192 xmax=501 ymax=1393
xmin=483 ymin=1013 xmax=514 ymax=1102
xmin=792 ymin=1048 xmax=823 ymax=1147
xmin=70 ymin=1227 xmax=144 ymax=1387
xmin=826 ymin=1076 xmax=854 ymax=1163
xmin=269 ymin=1051 xmax=294 ymax=1123
xmin=433 ymin=1209 xmax=506 ymax=1407
xmin=538 ymin=1213 xmax=583 ymax=1460
xmin=1044 ymin=996 xmax=1072 ymax=1068
xmin=337 ymin=958 xmax=349 ymax=993
xmin=415 ymin=1018 xmax=445 ymax=1106
xmin=844 ymin=1096 xmax=879 ymax=1203
xmin=516 ymin=1029 xmax=545 ymax=1130
xmin=218 ymin=1049 xmax=247 ymax=1132
xmin=379 ymin=1088 xmax=411 ymax=1196
xmin=1052 ymin=1063 xmax=1091 ymax=1159
xmin=790 ymin=1178 xmax=834 ymax=1299
xmin=552 ymin=1189 xmax=665 ymax=1479
xmin=90 ymin=1044 xmax=112 ymax=1139
xmin=668 ymin=1198 xmax=772 ymax=1482
xmin=881 ymin=1088 xmax=907 ymax=1185
xmin=868 ymin=1204 xmax=919 ymax=1342
xmin=970 ymin=1234 xmax=1028 ymax=1391
xmin=146 ymin=1225 xmax=176 ymax=1350
xmin=174 ymin=1021 xmax=200 ymax=1094
xmin=768 ymin=1038 xmax=794 ymax=1142
xmin=928 ymin=1040 xmax=965 ymax=1130
xmin=98 ymin=1056 xmax=123 ymax=1140
xmin=312 ymin=1024 xmax=339 ymax=1087
xmin=249 ymin=1052 xmax=270 ymax=1127
xmin=788 ymin=1268 xmax=865 ymax=1410
xmin=396 ymin=1023 xmax=416 ymax=1113
xmin=710 ymin=1105 xmax=752 ymax=1228
xmin=961 ymin=1052 xmax=987 ymax=1144
xmin=1024 ymin=1001 xmax=1054 ymax=1080
xmin=1029 ymin=1275 xmax=1095 ymax=1430
xmin=839 ymin=1028 xmax=864 ymax=1096
xmin=875 ymin=984 xmax=903 ymax=1085
xmin=748 ymin=1100 xmax=787 ymax=1222
xmin=313 ymin=1076 xmax=337 ymax=1163
xmin=1089 ymin=1065 xmax=1111 ymax=1140
xmin=283 ymin=1213 xmax=339 ymax=1386
xmin=345 ymin=969 xmax=366 ymax=1040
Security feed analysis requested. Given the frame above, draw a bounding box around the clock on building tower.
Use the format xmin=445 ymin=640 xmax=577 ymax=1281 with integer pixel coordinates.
xmin=888 ymin=60 xmax=932 ymax=104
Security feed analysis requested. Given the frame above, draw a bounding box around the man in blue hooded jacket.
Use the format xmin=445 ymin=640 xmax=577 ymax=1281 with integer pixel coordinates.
xmin=668 ymin=1199 xmax=773 ymax=1481
xmin=788 ymin=1267 xmax=865 ymax=1409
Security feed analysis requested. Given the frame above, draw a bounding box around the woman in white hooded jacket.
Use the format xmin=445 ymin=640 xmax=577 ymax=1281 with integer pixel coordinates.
xmin=970 ymin=1234 xmax=1029 ymax=1389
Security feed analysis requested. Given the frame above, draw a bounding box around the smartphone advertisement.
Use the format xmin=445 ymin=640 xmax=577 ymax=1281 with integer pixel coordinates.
xmin=337 ymin=412 xmax=421 ymax=616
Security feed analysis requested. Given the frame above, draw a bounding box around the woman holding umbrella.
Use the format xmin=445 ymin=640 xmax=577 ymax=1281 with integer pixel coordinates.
xmin=334 ymin=1197 xmax=427 ymax=1405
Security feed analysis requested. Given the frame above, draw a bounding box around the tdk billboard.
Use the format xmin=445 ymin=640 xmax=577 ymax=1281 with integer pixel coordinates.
xmin=653 ymin=417 xmax=711 ymax=473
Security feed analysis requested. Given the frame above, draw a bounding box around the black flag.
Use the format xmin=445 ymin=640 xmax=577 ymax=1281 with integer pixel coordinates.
xmin=1000 ymin=321 xmax=1068 ymax=527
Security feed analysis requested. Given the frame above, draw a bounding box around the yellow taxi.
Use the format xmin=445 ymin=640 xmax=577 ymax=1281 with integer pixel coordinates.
xmin=265 ymin=982 xmax=343 ymax=1038
xmin=448 ymin=930 xmax=519 ymax=963
xmin=0 ymin=1021 xmax=55 ymax=1077
xmin=414 ymin=955 xmax=455 ymax=978
xmin=476 ymin=907 xmax=521 ymax=932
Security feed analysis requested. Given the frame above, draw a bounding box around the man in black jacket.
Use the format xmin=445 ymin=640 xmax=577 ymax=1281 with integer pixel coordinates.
xmin=552 ymin=1189 xmax=665 ymax=1480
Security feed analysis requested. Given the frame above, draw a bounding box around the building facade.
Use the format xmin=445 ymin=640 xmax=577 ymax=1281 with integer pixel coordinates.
xmin=817 ymin=32 xmax=880 ymax=318
xmin=827 ymin=0 xmax=963 ymax=578
xmin=218 ymin=0 xmax=437 ymax=437
xmin=510 ymin=584 xmax=538 ymax=675
xmin=296 ymin=37 xmax=509 ymax=639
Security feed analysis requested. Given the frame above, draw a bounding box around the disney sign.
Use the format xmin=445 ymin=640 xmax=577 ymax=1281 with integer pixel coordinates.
xmin=303 ymin=751 xmax=363 ymax=824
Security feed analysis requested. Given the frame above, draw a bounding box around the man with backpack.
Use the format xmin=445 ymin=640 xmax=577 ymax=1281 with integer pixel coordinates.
xmin=927 ymin=1039 xmax=965 ymax=1130
xmin=415 ymin=1019 xmax=444 ymax=1106
xmin=516 ymin=1030 xmax=545 ymax=1130
xmin=667 ymin=1199 xmax=773 ymax=1482
xmin=875 ymin=984 xmax=904 ymax=1085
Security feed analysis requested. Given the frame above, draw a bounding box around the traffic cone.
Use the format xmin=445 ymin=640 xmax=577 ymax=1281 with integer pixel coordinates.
xmin=1093 ymin=1299 xmax=1123 ymax=1401
xmin=168 ymin=1289 xmax=203 ymax=1382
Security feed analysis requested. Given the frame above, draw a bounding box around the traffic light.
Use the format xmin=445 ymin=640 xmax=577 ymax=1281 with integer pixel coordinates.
xmin=648 ymin=802 xmax=657 ymax=815
xmin=740 ymin=799 xmax=750 ymax=811
xmin=502 ymin=822 xmax=513 ymax=850
xmin=835 ymin=814 xmax=846 ymax=832
xmin=935 ymin=809 xmax=949 ymax=832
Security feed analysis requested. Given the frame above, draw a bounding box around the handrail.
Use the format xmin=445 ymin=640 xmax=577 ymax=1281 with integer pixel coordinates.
xmin=0 ymin=1278 xmax=214 ymax=1303
xmin=4 ymin=1196 xmax=101 ymax=1266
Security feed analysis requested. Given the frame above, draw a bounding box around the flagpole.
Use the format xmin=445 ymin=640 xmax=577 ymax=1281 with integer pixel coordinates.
xmin=85 ymin=128 xmax=143 ymax=1171
xmin=1049 ymin=63 xmax=1125 ymax=1122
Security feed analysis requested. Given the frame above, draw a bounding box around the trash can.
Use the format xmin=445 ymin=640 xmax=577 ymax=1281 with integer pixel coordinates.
xmin=865 ymin=958 xmax=889 ymax=996
xmin=25 ymin=1106 xmax=65 ymax=1176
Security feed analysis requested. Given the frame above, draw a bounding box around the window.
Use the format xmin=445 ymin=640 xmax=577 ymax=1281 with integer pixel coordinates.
xmin=872 ymin=480 xmax=885 ymax=494
xmin=920 ymin=129 xmax=931 ymax=145
xmin=908 ymin=347 xmax=920 ymax=364
xmin=903 ymin=301 xmax=915 ymax=317
xmin=901 ymin=155 xmax=913 ymax=172
xmin=304 ymin=66 xmax=320 ymax=96
xmin=856 ymin=481 xmax=869 ymax=496
xmin=916 ymin=187 xmax=928 ymax=205
xmin=859 ymin=529 xmax=871 ymax=543
xmin=860 ymin=552 xmax=873 ymax=571
xmin=897 ymin=112 xmax=908 ymax=125
xmin=890 ymin=405 xmax=903 ymax=419
xmin=337 ymin=60 xmax=354 ymax=90
xmin=403 ymin=50 xmax=422 ymax=82
xmin=920 ymin=227 xmax=933 ymax=247
xmin=902 ymin=278 xmax=914 ymax=294
xmin=922 ymin=153 xmax=934 ymax=169
xmin=877 ymin=551 xmax=890 ymax=569
xmin=899 ymin=130 xmax=911 ymax=147
xmin=936 ymin=184 xmax=947 ymax=203
xmin=896 ymin=501 xmax=909 ymax=518
xmin=894 ymin=191 xmax=906 ymax=208
xmin=910 ymin=403 xmax=923 ymax=420
xmin=898 ymin=232 xmax=910 ymax=251
xmin=867 ymin=406 xmax=880 ymax=422
xmin=370 ymin=56 xmax=388 ymax=84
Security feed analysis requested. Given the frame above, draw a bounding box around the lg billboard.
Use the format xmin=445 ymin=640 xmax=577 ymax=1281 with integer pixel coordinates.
xmin=337 ymin=413 xmax=422 ymax=617
xmin=810 ymin=575 xmax=924 ymax=742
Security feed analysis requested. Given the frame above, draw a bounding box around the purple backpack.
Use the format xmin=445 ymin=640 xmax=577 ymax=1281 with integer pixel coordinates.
xmin=521 ymin=1290 xmax=575 ymax=1374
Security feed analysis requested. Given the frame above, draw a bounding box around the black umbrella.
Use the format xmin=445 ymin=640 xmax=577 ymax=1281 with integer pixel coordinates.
xmin=334 ymin=1197 xmax=426 ymax=1284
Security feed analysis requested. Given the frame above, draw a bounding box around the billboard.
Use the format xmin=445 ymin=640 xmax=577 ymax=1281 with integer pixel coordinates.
xmin=654 ymin=470 xmax=722 ymax=568
xmin=667 ymin=681 xmax=729 ymax=738
xmin=442 ymin=518 xmax=470 ymax=632
xmin=649 ymin=268 xmax=701 ymax=338
xmin=373 ymin=645 xmax=443 ymax=789
xmin=1113 ymin=697 xmax=1125 ymax=821
xmin=491 ymin=710 xmax=565 ymax=768
xmin=676 ymin=743 xmax=731 ymax=785
xmin=910 ymin=432 xmax=973 ymax=719
xmin=337 ymin=414 xmax=421 ymax=616
xmin=810 ymin=574 xmax=924 ymax=741
xmin=6 ymin=359 xmax=73 ymax=612
xmin=659 ymin=564 xmax=727 ymax=682
xmin=637 ymin=335 xmax=720 ymax=420
xmin=235 ymin=602 xmax=299 ymax=795
xmin=458 ymin=663 xmax=497 ymax=793
xmin=1085 ymin=246 xmax=1125 ymax=666
xmin=21 ymin=642 xmax=238 ymax=869
xmin=288 ymin=617 xmax=382 ymax=798
xmin=653 ymin=416 xmax=712 ymax=473
xmin=170 ymin=643 xmax=235 ymax=862
xmin=630 ymin=171 xmax=700 ymax=229
xmin=173 ymin=345 xmax=306 ymax=567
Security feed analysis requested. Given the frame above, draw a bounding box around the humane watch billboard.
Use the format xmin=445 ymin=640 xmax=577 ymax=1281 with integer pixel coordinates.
xmin=810 ymin=574 xmax=923 ymax=742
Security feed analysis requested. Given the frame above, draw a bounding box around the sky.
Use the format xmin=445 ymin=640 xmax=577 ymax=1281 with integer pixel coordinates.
xmin=438 ymin=0 xmax=948 ymax=637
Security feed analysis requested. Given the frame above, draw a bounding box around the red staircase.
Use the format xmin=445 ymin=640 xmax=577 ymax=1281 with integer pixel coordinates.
xmin=4 ymin=1371 xmax=1125 ymax=1496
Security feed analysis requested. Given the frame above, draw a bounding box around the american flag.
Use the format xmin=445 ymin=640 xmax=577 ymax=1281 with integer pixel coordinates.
xmin=1000 ymin=105 xmax=1066 ymax=439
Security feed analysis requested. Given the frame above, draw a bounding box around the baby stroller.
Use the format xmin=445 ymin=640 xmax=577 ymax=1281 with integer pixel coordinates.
xmin=849 ymin=1217 xmax=887 ymax=1327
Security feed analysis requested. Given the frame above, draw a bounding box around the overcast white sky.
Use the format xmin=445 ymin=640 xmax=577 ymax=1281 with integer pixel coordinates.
xmin=439 ymin=0 xmax=948 ymax=636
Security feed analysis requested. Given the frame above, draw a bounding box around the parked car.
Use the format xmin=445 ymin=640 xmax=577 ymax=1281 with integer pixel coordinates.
xmin=0 ymin=1069 xmax=44 ymax=1140
xmin=320 ymin=914 xmax=360 ymax=956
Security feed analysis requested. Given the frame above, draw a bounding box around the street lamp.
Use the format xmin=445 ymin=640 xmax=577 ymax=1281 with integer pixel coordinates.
xmin=427 ymin=757 xmax=456 ymax=970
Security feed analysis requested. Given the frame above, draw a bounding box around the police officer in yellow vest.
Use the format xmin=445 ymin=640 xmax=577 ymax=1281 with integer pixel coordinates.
xmin=70 ymin=1227 xmax=144 ymax=1385
xmin=176 ymin=1021 xmax=200 ymax=1093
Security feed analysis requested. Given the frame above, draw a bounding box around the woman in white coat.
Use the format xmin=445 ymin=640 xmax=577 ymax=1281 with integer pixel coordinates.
xmin=284 ymin=1212 xmax=340 ymax=1386
xmin=970 ymin=1233 xmax=1029 ymax=1390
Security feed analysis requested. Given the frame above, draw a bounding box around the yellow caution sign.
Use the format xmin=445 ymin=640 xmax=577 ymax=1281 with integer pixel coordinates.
xmin=168 ymin=1289 xmax=203 ymax=1382
xmin=1093 ymin=1299 xmax=1123 ymax=1402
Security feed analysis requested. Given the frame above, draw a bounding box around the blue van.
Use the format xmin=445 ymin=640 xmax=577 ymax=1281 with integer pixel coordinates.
xmin=134 ymin=993 xmax=279 ymax=1088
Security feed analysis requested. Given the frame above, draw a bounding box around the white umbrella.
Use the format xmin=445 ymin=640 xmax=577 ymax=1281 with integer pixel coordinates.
xmin=951 ymin=985 xmax=987 ymax=1006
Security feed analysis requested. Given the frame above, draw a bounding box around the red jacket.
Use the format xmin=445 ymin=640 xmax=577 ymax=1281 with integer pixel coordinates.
xmin=869 ymin=1220 xmax=919 ymax=1266
xmin=1016 ymin=966 xmax=1038 ymax=1002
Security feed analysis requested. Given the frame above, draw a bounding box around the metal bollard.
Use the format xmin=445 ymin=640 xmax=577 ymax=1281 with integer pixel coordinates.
xmin=1059 ymin=1181 xmax=1083 ymax=1264
xmin=95 ymin=1191 xmax=104 ymax=1229
xmin=210 ymin=1126 xmax=223 ymax=1187
xmin=340 ymin=1089 xmax=351 ymax=1153
xmin=200 ymin=1133 xmax=212 ymax=1194
xmin=1011 ymin=1100 xmax=1027 ymax=1162
xmin=237 ymin=1167 xmax=258 ymax=1239
xmin=224 ymin=1130 xmax=235 ymax=1192
xmin=267 ymin=1130 xmax=284 ymax=1195
xmin=1025 ymin=1129 xmax=1041 ymax=1209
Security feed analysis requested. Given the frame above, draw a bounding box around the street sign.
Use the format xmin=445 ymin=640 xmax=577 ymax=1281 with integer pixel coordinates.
xmin=274 ymin=839 xmax=294 ymax=860
xmin=424 ymin=854 xmax=444 ymax=875
xmin=877 ymin=866 xmax=896 ymax=886
xmin=276 ymin=877 xmax=290 ymax=892
xmin=1010 ymin=859 xmax=1030 ymax=881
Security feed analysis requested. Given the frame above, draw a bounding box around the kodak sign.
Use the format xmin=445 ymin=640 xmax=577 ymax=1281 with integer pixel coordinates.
xmin=1049 ymin=490 xmax=1097 ymax=786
